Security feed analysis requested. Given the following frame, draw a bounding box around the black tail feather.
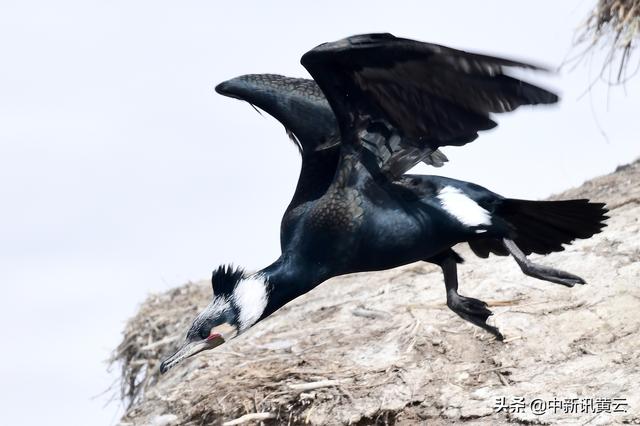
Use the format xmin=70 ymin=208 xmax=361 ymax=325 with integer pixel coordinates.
xmin=469 ymin=198 xmax=608 ymax=257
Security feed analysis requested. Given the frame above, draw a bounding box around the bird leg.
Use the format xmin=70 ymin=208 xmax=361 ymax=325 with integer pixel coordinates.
xmin=429 ymin=251 xmax=504 ymax=341
xmin=502 ymin=238 xmax=586 ymax=287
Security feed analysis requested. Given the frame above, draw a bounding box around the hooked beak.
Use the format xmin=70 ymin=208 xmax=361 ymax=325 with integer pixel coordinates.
xmin=159 ymin=335 xmax=225 ymax=374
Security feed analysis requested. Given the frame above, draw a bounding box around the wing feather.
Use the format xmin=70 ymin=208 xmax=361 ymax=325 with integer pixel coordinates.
xmin=301 ymin=33 xmax=559 ymax=180
xmin=215 ymin=74 xmax=337 ymax=153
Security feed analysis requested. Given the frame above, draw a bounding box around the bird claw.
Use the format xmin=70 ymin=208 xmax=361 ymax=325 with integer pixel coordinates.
xmin=447 ymin=293 xmax=504 ymax=341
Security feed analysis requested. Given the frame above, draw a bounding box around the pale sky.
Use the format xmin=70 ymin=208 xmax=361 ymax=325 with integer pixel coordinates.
xmin=0 ymin=1 xmax=638 ymax=425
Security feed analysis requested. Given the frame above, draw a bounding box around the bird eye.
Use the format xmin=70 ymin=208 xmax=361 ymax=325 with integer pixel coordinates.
xmin=198 ymin=327 xmax=211 ymax=340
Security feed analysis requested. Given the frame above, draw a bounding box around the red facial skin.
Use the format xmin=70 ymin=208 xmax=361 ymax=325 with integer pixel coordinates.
xmin=206 ymin=333 xmax=222 ymax=341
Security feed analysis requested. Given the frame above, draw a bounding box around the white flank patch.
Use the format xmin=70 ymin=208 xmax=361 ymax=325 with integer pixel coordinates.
xmin=232 ymin=274 xmax=269 ymax=332
xmin=438 ymin=186 xmax=492 ymax=227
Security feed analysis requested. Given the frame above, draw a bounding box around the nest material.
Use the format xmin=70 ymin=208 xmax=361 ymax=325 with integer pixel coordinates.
xmin=112 ymin=272 xmax=438 ymax=425
xmin=110 ymin=282 xmax=207 ymax=408
xmin=572 ymin=0 xmax=640 ymax=84
xmin=110 ymin=161 xmax=640 ymax=425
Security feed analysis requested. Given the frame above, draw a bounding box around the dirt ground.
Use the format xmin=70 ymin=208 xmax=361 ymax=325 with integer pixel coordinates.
xmin=113 ymin=161 xmax=640 ymax=425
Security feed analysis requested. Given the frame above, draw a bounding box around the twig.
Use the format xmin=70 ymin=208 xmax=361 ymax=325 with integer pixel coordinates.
xmin=288 ymin=379 xmax=350 ymax=391
xmin=352 ymin=306 xmax=391 ymax=320
xmin=404 ymin=319 xmax=421 ymax=353
xmin=582 ymin=413 xmax=601 ymax=425
xmin=139 ymin=335 xmax=181 ymax=351
xmin=216 ymin=350 xmax=247 ymax=358
xmin=496 ymin=371 xmax=510 ymax=386
xmin=222 ymin=412 xmax=276 ymax=425
xmin=468 ymin=365 xmax=515 ymax=375
xmin=485 ymin=298 xmax=527 ymax=307
xmin=305 ymin=405 xmax=316 ymax=424
xmin=502 ymin=335 xmax=522 ymax=343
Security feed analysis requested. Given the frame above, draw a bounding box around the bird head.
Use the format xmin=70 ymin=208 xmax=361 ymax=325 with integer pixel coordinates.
xmin=159 ymin=265 xmax=269 ymax=374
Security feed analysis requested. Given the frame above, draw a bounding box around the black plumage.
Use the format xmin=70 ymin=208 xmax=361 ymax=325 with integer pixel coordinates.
xmin=160 ymin=34 xmax=608 ymax=373
xmin=211 ymin=265 xmax=246 ymax=297
xmin=300 ymin=33 xmax=558 ymax=180
xmin=214 ymin=34 xmax=606 ymax=338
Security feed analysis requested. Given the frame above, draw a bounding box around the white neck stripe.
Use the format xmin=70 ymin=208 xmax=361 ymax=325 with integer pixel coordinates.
xmin=232 ymin=274 xmax=269 ymax=332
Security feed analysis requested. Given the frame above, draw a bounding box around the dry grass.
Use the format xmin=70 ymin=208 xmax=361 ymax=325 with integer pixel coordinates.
xmin=570 ymin=0 xmax=640 ymax=85
xmin=110 ymin=284 xmax=206 ymax=409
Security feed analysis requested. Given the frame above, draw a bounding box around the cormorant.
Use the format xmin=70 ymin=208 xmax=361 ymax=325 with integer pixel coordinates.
xmin=160 ymin=34 xmax=607 ymax=374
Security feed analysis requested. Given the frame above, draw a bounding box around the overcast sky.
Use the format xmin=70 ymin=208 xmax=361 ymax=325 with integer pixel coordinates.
xmin=0 ymin=1 xmax=638 ymax=425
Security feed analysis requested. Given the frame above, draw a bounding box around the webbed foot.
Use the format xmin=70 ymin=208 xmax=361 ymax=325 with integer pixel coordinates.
xmin=447 ymin=292 xmax=504 ymax=341
xmin=503 ymin=238 xmax=586 ymax=287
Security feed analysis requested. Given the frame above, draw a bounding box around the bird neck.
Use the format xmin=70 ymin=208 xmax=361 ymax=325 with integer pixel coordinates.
xmin=258 ymin=253 xmax=326 ymax=321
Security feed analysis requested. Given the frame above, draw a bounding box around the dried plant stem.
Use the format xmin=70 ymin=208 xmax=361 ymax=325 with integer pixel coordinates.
xmin=569 ymin=0 xmax=640 ymax=85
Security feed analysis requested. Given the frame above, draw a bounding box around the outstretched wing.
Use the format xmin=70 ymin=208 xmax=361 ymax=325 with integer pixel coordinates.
xmin=215 ymin=73 xmax=448 ymax=168
xmin=301 ymin=33 xmax=559 ymax=180
xmin=215 ymin=74 xmax=338 ymax=153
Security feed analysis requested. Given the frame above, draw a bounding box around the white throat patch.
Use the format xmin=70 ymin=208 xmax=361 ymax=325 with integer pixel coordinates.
xmin=232 ymin=274 xmax=269 ymax=332
xmin=438 ymin=186 xmax=492 ymax=228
